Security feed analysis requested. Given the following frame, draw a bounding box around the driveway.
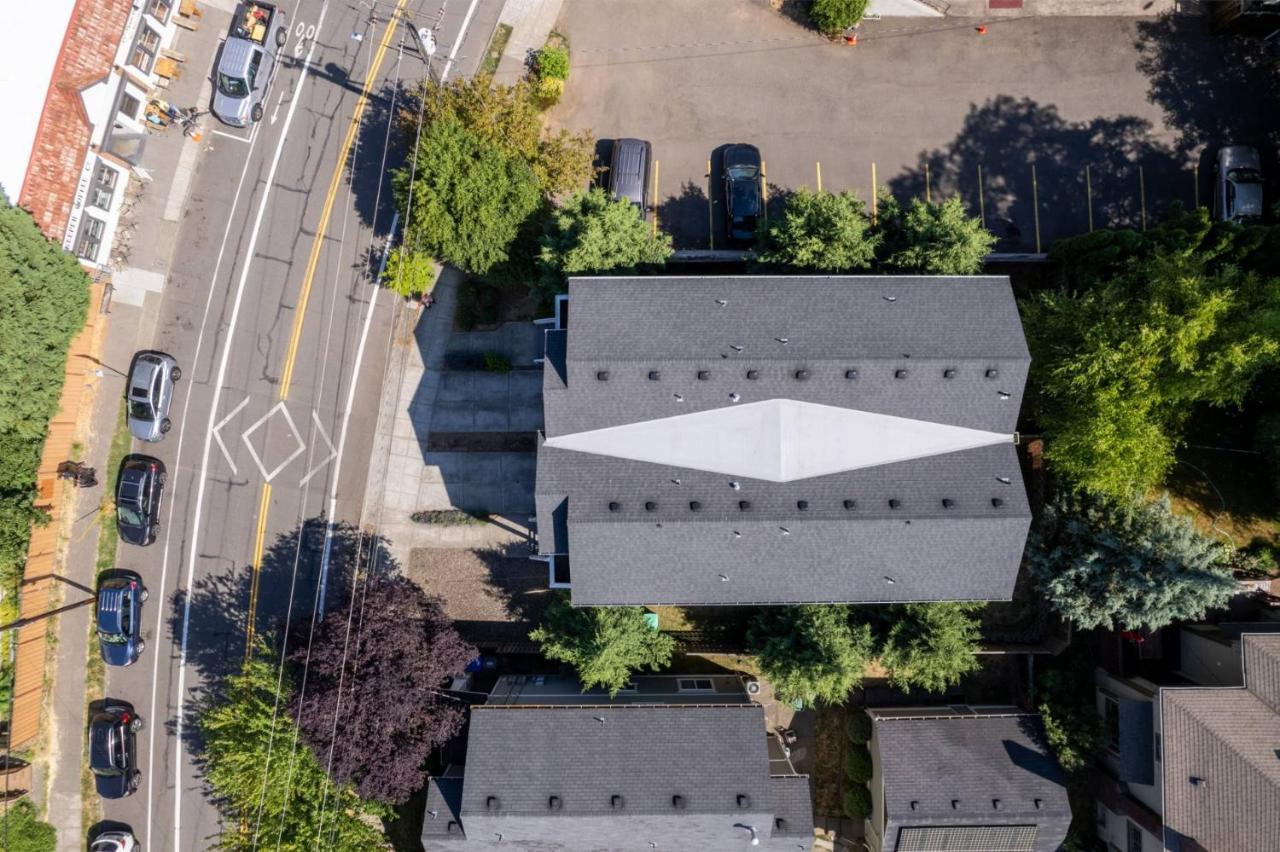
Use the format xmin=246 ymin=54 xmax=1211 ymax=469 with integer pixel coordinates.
xmin=549 ymin=2 xmax=1277 ymax=250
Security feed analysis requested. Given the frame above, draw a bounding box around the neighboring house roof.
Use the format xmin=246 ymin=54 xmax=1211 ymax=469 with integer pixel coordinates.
xmin=423 ymin=703 xmax=813 ymax=851
xmin=14 ymin=0 xmax=132 ymax=239
xmin=870 ymin=709 xmax=1071 ymax=852
xmin=537 ymin=276 xmax=1032 ymax=606
xmin=1161 ymin=633 xmax=1280 ymax=852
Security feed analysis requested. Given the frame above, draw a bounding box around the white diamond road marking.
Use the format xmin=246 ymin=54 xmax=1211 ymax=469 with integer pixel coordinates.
xmin=298 ymin=409 xmax=338 ymax=487
xmin=240 ymin=400 xmax=306 ymax=483
xmin=544 ymin=398 xmax=1013 ymax=482
xmin=211 ymin=396 xmax=251 ymax=476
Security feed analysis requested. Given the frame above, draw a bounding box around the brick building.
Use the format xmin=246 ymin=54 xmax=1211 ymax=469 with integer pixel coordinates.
xmin=2 ymin=0 xmax=184 ymax=268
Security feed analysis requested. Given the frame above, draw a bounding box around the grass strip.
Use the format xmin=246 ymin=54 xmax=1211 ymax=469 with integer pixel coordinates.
xmin=479 ymin=23 xmax=513 ymax=78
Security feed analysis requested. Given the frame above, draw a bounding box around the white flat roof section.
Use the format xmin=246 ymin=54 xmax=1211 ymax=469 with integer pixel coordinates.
xmin=542 ymin=398 xmax=1012 ymax=482
xmin=0 ymin=0 xmax=78 ymax=201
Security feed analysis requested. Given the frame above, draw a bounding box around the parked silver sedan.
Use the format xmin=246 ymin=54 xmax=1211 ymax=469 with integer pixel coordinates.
xmin=125 ymin=351 xmax=181 ymax=442
xmin=1214 ymin=145 xmax=1264 ymax=224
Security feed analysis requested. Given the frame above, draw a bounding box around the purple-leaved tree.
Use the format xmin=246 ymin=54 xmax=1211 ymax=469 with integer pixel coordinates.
xmin=291 ymin=575 xmax=475 ymax=804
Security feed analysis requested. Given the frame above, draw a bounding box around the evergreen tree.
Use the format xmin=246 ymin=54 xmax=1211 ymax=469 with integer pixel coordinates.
xmin=393 ymin=116 xmax=542 ymax=275
xmin=755 ymin=188 xmax=879 ymax=273
xmin=876 ymin=195 xmax=995 ymax=274
xmin=535 ymin=187 xmax=673 ymax=302
xmin=529 ymin=594 xmax=676 ymax=696
xmin=0 ymin=201 xmax=88 ymax=587
xmin=876 ymin=602 xmax=984 ymax=694
xmin=747 ymin=605 xmax=873 ymax=706
xmin=1027 ymin=494 xmax=1237 ymax=631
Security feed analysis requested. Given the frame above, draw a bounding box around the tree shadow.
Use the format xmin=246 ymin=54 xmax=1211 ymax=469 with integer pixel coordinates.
xmin=888 ymin=95 xmax=1187 ymax=252
xmin=349 ymin=81 xmax=407 ymax=232
xmin=658 ymin=180 xmax=713 ymax=249
xmin=1135 ymin=13 xmax=1280 ymax=161
xmin=168 ymin=517 xmax=398 ymax=755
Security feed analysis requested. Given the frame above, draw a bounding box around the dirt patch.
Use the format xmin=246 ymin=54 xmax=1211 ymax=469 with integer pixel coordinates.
xmin=812 ymin=703 xmax=851 ymax=818
xmin=407 ymin=545 xmax=552 ymax=649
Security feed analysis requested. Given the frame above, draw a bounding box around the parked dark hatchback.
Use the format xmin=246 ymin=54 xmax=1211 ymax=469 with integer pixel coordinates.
xmin=723 ymin=143 xmax=763 ymax=244
xmin=116 ymin=455 xmax=165 ymax=546
xmin=96 ymin=574 xmax=147 ymax=666
xmin=89 ymin=704 xmax=143 ymax=799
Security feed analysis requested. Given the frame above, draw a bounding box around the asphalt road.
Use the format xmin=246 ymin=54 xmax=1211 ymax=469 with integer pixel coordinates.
xmin=95 ymin=0 xmax=493 ymax=848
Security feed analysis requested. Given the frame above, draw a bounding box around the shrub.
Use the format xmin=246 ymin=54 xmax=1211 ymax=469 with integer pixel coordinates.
xmin=0 ymin=799 xmax=56 ymax=852
xmin=380 ymin=246 xmax=436 ymax=297
xmin=411 ymin=509 xmax=489 ymax=526
xmin=755 ymin=188 xmax=878 ymax=273
xmin=483 ymin=351 xmax=512 ymax=373
xmin=810 ymin=0 xmax=869 ymax=35
xmin=535 ymin=46 xmax=570 ymax=80
xmin=843 ymin=784 xmax=872 ymax=821
xmin=844 ymin=744 xmax=873 ymax=783
xmin=845 ymin=709 xmax=872 ymax=743
xmin=533 ymin=75 xmax=565 ymax=107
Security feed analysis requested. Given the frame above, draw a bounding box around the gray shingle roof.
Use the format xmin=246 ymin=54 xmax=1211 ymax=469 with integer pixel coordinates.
xmin=429 ymin=703 xmax=811 ymax=851
xmin=548 ymin=276 xmax=1029 ymax=437
xmin=1161 ymin=634 xmax=1280 ymax=852
xmin=422 ymin=777 xmax=467 ymax=842
xmin=537 ymin=276 xmax=1032 ymax=606
xmin=872 ymin=711 xmax=1070 ymax=852
xmin=537 ymin=441 xmax=1030 ymax=605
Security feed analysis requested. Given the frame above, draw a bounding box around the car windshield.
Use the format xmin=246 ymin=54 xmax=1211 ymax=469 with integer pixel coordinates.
xmin=117 ymin=505 xmax=144 ymax=527
xmin=728 ymin=165 xmax=758 ymax=179
xmin=91 ymin=765 xmax=122 ymax=777
xmin=218 ymin=73 xmax=248 ymax=98
xmin=1228 ymin=167 xmax=1263 ymax=184
xmin=99 ymin=631 xmax=128 ymax=645
xmin=129 ymin=400 xmax=154 ymax=421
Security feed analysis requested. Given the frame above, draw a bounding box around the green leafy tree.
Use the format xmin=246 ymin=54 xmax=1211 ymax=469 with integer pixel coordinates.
xmin=1025 ymin=209 xmax=1280 ymax=498
xmin=529 ymin=594 xmax=676 ymax=696
xmin=200 ymin=647 xmax=389 ymax=851
xmin=394 ymin=116 xmax=542 ymax=276
xmin=810 ymin=0 xmax=869 ymax=35
xmin=748 ymin=605 xmax=873 ymax=705
xmin=0 ymin=201 xmax=88 ymax=590
xmin=0 ymin=799 xmax=56 ymax=852
xmin=535 ymin=188 xmax=673 ymax=302
xmin=1027 ymin=494 xmax=1237 ymax=632
xmin=410 ymin=78 xmax=593 ymax=197
xmin=756 ymin=188 xmax=878 ymax=272
xmin=876 ymin=195 xmax=995 ymax=274
xmin=876 ymin=602 xmax=984 ymax=694
xmin=379 ymin=246 xmax=436 ymax=298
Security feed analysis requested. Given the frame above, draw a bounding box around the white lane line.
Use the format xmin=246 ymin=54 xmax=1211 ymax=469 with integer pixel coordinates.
xmin=439 ymin=0 xmax=481 ymax=81
xmin=211 ymin=396 xmax=251 ymax=475
xmin=171 ymin=3 xmax=329 ymax=848
xmin=210 ymin=128 xmax=254 ymax=144
xmin=314 ymin=210 xmax=394 ymax=609
xmin=299 ymin=409 xmax=337 ymax=487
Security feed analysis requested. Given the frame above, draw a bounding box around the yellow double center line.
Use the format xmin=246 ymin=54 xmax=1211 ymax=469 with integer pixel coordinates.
xmin=246 ymin=0 xmax=407 ymax=653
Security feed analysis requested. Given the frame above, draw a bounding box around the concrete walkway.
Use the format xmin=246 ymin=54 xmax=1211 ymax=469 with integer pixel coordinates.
xmin=493 ymin=0 xmax=566 ymax=85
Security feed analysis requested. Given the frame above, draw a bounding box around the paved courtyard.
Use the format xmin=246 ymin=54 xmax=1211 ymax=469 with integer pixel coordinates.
xmin=549 ymin=2 xmax=1278 ymax=250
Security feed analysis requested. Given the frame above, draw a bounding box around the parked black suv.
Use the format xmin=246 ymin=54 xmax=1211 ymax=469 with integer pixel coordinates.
xmin=96 ymin=573 xmax=147 ymax=666
xmin=722 ymin=143 xmax=763 ymax=244
xmin=116 ymin=455 xmax=165 ymax=546
xmin=89 ymin=703 xmax=144 ymax=799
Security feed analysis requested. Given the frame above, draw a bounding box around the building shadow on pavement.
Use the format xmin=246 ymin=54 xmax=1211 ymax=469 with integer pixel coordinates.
xmin=658 ymin=181 xmax=713 ymax=249
xmin=889 ymin=95 xmax=1186 ymax=252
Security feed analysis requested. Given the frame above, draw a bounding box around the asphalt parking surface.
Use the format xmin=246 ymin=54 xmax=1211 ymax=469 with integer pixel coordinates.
xmin=550 ymin=2 xmax=1279 ymax=251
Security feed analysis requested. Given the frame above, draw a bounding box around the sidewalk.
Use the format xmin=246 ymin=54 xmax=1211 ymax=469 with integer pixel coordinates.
xmin=361 ymin=270 xmax=533 ymax=569
xmin=915 ymin=0 xmax=1178 ymax=15
xmin=111 ymin=3 xmax=231 ymax=307
xmin=493 ymin=0 xmax=565 ymax=85
xmin=37 ymin=6 xmax=230 ymax=844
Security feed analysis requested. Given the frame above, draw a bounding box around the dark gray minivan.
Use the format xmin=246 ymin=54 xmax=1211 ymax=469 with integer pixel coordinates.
xmin=608 ymin=138 xmax=652 ymax=217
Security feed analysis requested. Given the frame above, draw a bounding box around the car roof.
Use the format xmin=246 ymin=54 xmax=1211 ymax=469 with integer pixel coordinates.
xmin=219 ymin=36 xmax=258 ymax=76
xmin=610 ymin=139 xmax=648 ymax=203
xmin=724 ymin=143 xmax=761 ymax=169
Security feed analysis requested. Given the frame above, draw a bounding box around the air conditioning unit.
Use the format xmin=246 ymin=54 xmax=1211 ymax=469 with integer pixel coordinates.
xmin=745 ymin=679 xmax=761 ymax=696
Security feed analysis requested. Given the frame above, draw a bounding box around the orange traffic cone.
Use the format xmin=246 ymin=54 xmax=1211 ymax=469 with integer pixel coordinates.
xmin=976 ymin=25 xmax=988 ymax=34
xmin=844 ymin=33 xmax=857 ymax=46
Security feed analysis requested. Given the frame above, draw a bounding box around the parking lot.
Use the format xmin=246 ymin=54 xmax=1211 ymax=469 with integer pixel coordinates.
xmin=550 ymin=2 xmax=1278 ymax=250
